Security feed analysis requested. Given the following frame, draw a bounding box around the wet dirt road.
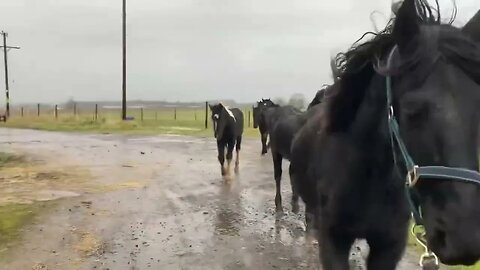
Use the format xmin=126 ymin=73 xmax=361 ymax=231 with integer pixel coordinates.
xmin=0 ymin=128 xmax=420 ymax=269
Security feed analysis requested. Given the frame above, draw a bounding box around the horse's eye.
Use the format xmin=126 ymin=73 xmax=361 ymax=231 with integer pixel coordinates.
xmin=403 ymin=104 xmax=429 ymax=128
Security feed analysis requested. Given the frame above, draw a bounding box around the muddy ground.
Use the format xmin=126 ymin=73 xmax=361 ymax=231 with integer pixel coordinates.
xmin=0 ymin=128 xmax=420 ymax=270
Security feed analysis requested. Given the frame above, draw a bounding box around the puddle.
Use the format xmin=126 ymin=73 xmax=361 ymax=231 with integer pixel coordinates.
xmin=35 ymin=190 xmax=80 ymax=201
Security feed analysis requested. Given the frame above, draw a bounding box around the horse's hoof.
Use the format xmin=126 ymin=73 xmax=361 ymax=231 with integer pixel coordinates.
xmin=234 ymin=166 xmax=239 ymax=174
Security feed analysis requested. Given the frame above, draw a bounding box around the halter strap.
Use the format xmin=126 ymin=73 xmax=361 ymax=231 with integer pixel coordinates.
xmin=385 ymin=75 xmax=480 ymax=268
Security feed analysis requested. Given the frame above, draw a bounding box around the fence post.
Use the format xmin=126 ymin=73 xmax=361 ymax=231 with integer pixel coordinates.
xmin=174 ymin=108 xmax=177 ymax=120
xmin=73 ymin=103 xmax=77 ymax=116
xmin=55 ymin=105 xmax=58 ymax=119
xmin=94 ymin=104 xmax=98 ymax=121
xmin=37 ymin=103 xmax=40 ymax=117
xmin=248 ymin=110 xmax=251 ymax=128
xmin=194 ymin=110 xmax=197 ymax=121
xmin=21 ymin=107 xmax=24 ymax=117
xmin=141 ymin=108 xmax=144 ymax=122
xmin=205 ymin=102 xmax=208 ymax=129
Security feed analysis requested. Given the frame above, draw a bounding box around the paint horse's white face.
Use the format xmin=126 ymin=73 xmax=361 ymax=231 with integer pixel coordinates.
xmin=212 ymin=113 xmax=220 ymax=137
xmin=210 ymin=104 xmax=236 ymax=139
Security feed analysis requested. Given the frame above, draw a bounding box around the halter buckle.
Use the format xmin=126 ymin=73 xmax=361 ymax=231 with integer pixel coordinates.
xmin=388 ymin=106 xmax=394 ymax=120
xmin=407 ymin=165 xmax=419 ymax=187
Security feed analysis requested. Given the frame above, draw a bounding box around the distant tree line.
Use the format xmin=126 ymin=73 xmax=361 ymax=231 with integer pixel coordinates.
xmin=273 ymin=93 xmax=306 ymax=110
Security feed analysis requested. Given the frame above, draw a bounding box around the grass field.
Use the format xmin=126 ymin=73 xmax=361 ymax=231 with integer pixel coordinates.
xmin=0 ymin=107 xmax=260 ymax=138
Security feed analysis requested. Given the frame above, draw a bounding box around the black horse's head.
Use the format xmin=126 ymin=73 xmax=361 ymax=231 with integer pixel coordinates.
xmin=253 ymin=99 xmax=277 ymax=129
xmin=390 ymin=2 xmax=480 ymax=265
xmin=331 ymin=0 xmax=480 ymax=265
xmin=209 ymin=103 xmax=236 ymax=140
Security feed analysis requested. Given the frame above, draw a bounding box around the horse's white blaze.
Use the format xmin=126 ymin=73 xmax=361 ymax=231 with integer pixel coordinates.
xmin=213 ymin=114 xmax=219 ymax=119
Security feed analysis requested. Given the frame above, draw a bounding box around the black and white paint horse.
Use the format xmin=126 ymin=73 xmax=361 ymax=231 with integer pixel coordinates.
xmin=209 ymin=103 xmax=244 ymax=176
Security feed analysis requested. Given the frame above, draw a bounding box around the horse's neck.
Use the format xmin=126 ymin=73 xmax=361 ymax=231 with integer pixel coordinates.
xmin=261 ymin=107 xmax=278 ymax=130
xmin=223 ymin=107 xmax=236 ymax=121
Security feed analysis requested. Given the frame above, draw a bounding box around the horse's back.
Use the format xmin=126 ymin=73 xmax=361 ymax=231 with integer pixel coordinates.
xmin=290 ymin=104 xmax=327 ymax=204
xmin=269 ymin=106 xmax=311 ymax=159
xmin=230 ymin=108 xmax=244 ymax=137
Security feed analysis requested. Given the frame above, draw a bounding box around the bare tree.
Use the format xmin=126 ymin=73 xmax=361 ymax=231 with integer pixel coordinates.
xmin=288 ymin=93 xmax=306 ymax=110
xmin=273 ymin=97 xmax=287 ymax=106
xmin=63 ymin=97 xmax=76 ymax=110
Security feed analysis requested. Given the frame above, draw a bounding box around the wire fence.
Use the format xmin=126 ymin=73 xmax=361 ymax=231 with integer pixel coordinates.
xmin=8 ymin=102 xmax=254 ymax=129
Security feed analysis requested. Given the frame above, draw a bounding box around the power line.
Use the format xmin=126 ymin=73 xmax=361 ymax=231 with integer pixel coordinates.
xmin=0 ymin=31 xmax=20 ymax=118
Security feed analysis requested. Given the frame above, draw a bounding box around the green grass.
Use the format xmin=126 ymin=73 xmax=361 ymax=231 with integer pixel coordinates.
xmin=0 ymin=153 xmax=24 ymax=168
xmin=0 ymin=108 xmax=260 ymax=138
xmin=0 ymin=204 xmax=36 ymax=257
xmin=453 ymin=266 xmax=480 ymax=270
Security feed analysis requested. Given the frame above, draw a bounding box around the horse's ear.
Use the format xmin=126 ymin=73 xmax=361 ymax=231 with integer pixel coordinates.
xmin=392 ymin=0 xmax=420 ymax=51
xmin=462 ymin=10 xmax=480 ymax=43
xmin=208 ymin=104 xmax=213 ymax=110
xmin=330 ymin=57 xmax=340 ymax=82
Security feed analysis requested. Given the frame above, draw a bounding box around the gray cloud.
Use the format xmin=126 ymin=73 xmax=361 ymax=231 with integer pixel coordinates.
xmin=0 ymin=0 xmax=478 ymax=104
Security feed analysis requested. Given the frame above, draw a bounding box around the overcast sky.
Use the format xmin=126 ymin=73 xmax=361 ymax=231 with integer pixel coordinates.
xmin=0 ymin=0 xmax=478 ymax=104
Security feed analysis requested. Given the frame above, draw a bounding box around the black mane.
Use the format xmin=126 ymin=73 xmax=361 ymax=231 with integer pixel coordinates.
xmin=326 ymin=0 xmax=480 ymax=132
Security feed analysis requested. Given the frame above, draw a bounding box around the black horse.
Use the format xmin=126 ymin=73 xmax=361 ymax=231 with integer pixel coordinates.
xmin=291 ymin=0 xmax=480 ymax=269
xmin=253 ymin=93 xmax=327 ymax=155
xmin=254 ymin=92 xmax=325 ymax=214
xmin=253 ymin=98 xmax=277 ymax=155
xmin=209 ymin=103 xmax=244 ymax=176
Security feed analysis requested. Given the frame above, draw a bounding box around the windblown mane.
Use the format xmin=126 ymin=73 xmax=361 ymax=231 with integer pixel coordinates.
xmin=325 ymin=0 xmax=480 ymax=133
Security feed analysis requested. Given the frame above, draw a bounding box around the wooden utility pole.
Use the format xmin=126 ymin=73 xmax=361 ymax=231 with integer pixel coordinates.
xmin=0 ymin=31 xmax=20 ymax=117
xmin=122 ymin=0 xmax=127 ymax=120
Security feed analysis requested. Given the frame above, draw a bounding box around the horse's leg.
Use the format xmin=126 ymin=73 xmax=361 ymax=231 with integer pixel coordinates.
xmin=289 ymin=164 xmax=300 ymax=214
xmin=305 ymin=204 xmax=317 ymax=236
xmin=234 ymin=136 xmax=242 ymax=174
xmin=366 ymin=232 xmax=406 ymax=270
xmin=217 ymin=141 xmax=226 ymax=176
xmin=319 ymin=229 xmax=354 ymax=270
xmin=225 ymin=139 xmax=235 ymax=176
xmin=272 ymin=150 xmax=283 ymax=213
xmin=261 ymin=132 xmax=268 ymax=155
